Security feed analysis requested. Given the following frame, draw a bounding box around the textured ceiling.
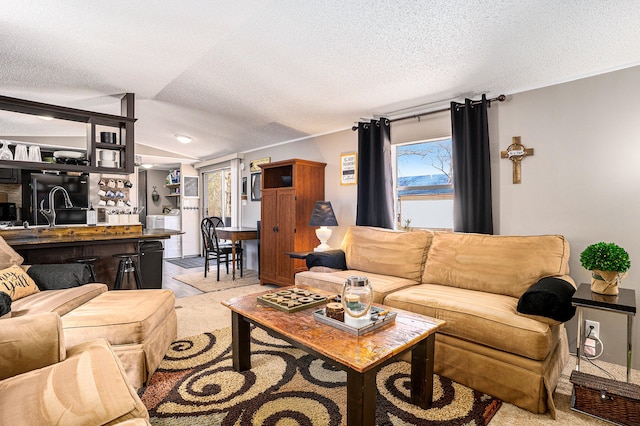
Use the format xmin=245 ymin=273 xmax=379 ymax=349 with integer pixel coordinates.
xmin=1 ymin=1 xmax=640 ymax=164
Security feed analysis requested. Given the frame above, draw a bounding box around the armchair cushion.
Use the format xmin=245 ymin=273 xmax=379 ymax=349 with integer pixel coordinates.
xmin=26 ymin=264 xmax=90 ymax=290
xmin=0 ymin=338 xmax=149 ymax=425
xmin=0 ymin=312 xmax=150 ymax=424
xmin=0 ymin=264 xmax=40 ymax=301
xmin=305 ymin=250 xmax=347 ymax=270
xmin=517 ymin=276 xmax=577 ymax=325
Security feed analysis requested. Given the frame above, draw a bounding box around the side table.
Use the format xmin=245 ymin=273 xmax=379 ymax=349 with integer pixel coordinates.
xmin=284 ymin=251 xmax=314 ymax=276
xmin=284 ymin=251 xmax=314 ymax=259
xmin=572 ymin=282 xmax=636 ymax=382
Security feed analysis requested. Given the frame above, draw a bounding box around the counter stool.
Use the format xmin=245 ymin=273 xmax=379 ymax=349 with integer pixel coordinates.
xmin=69 ymin=256 xmax=101 ymax=282
xmin=112 ymin=253 xmax=144 ymax=290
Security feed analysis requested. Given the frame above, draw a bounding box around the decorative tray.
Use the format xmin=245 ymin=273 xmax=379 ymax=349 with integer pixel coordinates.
xmin=313 ymin=305 xmax=396 ymax=335
xmin=257 ymin=288 xmax=327 ymax=313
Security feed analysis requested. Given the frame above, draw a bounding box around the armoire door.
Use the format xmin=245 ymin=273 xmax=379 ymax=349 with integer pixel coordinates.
xmin=259 ymin=190 xmax=278 ymax=283
xmin=275 ymin=189 xmax=296 ymax=285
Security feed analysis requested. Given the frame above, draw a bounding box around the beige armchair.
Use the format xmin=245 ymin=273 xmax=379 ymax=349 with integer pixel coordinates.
xmin=0 ymin=312 xmax=150 ymax=426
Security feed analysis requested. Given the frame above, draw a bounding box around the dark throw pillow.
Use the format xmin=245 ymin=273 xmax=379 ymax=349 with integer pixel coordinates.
xmin=26 ymin=264 xmax=91 ymax=290
xmin=517 ymin=277 xmax=577 ymax=325
xmin=306 ymin=250 xmax=347 ymax=270
xmin=0 ymin=291 xmax=11 ymax=317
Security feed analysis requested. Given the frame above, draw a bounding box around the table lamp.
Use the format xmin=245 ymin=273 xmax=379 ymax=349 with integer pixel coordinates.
xmin=309 ymin=201 xmax=338 ymax=252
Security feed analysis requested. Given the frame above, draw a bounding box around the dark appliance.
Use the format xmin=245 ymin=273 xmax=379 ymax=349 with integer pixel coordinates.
xmin=0 ymin=202 xmax=17 ymax=222
xmin=138 ymin=240 xmax=164 ymax=288
xmin=29 ymin=173 xmax=89 ymax=225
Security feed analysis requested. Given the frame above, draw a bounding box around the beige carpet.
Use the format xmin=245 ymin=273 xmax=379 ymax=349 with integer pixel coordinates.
xmin=174 ymin=290 xmax=638 ymax=424
xmin=172 ymin=269 xmax=259 ymax=293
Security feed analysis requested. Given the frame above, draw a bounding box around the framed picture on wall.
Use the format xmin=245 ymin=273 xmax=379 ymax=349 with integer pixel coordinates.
xmin=251 ymin=173 xmax=262 ymax=201
xmin=183 ymin=176 xmax=199 ymax=197
xmin=250 ymin=157 xmax=271 ymax=173
xmin=340 ymin=152 xmax=357 ymax=185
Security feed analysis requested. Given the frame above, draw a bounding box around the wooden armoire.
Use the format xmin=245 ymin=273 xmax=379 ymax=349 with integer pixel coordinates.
xmin=259 ymin=159 xmax=326 ymax=286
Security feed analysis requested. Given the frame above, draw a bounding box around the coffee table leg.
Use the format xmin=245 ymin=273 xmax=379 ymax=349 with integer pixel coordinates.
xmin=411 ymin=333 xmax=435 ymax=409
xmin=347 ymin=369 xmax=376 ymax=426
xmin=231 ymin=311 xmax=251 ymax=372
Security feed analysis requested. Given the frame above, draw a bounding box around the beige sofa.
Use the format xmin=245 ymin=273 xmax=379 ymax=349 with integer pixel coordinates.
xmin=0 ymin=237 xmax=177 ymax=388
xmin=295 ymin=226 xmax=576 ymax=417
xmin=0 ymin=312 xmax=151 ymax=425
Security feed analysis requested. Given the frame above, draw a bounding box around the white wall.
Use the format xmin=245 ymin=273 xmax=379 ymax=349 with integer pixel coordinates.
xmin=240 ymin=64 xmax=640 ymax=367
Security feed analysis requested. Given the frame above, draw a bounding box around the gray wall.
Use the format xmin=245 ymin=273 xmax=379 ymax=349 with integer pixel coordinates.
xmin=240 ymin=64 xmax=640 ymax=369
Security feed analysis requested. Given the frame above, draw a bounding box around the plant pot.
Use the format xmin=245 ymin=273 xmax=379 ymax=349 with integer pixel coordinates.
xmin=590 ymin=269 xmax=624 ymax=295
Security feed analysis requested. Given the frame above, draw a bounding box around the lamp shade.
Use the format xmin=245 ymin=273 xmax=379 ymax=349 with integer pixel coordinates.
xmin=309 ymin=201 xmax=338 ymax=227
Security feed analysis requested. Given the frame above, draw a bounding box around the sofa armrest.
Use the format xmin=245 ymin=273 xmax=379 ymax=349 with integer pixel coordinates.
xmin=305 ymin=250 xmax=347 ymax=270
xmin=516 ymin=276 xmax=577 ymax=325
xmin=0 ymin=312 xmax=65 ymax=380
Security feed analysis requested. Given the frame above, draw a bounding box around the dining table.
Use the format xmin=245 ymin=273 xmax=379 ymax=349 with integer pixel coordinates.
xmin=215 ymin=226 xmax=258 ymax=280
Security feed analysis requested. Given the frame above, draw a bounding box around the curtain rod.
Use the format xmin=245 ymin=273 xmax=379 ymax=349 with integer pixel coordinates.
xmin=351 ymin=94 xmax=506 ymax=130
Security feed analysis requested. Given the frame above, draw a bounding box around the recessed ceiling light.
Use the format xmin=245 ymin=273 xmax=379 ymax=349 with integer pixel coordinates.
xmin=175 ymin=134 xmax=192 ymax=144
xmin=38 ymin=115 xmax=54 ymax=121
xmin=141 ymin=163 xmax=153 ymax=169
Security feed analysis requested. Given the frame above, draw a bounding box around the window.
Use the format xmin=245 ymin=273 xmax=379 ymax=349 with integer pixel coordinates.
xmin=204 ymin=168 xmax=231 ymax=225
xmin=394 ymin=137 xmax=453 ymax=230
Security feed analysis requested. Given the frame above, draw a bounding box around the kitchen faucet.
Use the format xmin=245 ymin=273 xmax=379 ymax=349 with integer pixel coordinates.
xmin=39 ymin=185 xmax=74 ymax=227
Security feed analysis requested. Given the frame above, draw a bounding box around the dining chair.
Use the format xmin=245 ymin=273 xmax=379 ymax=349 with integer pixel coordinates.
xmin=201 ymin=217 xmax=243 ymax=280
xmin=208 ymin=215 xmax=243 ymax=251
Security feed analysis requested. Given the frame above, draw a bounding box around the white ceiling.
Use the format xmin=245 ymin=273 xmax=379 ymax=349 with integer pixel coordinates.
xmin=2 ymin=1 xmax=640 ymax=164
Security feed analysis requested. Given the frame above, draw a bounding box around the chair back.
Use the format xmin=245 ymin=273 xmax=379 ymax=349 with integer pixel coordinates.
xmin=201 ymin=217 xmax=219 ymax=253
xmin=208 ymin=216 xmax=224 ymax=228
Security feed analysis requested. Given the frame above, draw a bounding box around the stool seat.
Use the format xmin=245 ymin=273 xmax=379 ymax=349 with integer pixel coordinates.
xmin=112 ymin=253 xmax=144 ymax=290
xmin=69 ymin=256 xmax=101 ymax=282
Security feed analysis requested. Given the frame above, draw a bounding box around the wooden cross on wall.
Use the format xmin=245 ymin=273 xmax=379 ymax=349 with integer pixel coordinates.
xmin=500 ymin=136 xmax=534 ymax=184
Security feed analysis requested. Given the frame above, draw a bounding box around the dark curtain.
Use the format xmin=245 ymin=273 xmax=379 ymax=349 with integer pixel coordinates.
xmin=451 ymin=95 xmax=493 ymax=234
xmin=356 ymin=119 xmax=394 ymax=229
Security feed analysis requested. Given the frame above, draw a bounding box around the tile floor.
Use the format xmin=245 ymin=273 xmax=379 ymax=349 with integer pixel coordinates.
xmin=161 ymin=259 xmax=204 ymax=298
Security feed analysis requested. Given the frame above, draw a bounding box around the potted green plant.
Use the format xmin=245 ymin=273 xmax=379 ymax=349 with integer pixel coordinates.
xmin=580 ymin=242 xmax=631 ymax=295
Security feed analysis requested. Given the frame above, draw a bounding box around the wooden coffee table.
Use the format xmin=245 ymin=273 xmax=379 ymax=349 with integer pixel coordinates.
xmin=221 ymin=286 xmax=446 ymax=426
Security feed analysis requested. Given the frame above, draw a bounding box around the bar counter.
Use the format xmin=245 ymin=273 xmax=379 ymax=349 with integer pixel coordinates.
xmin=0 ymin=224 xmax=183 ymax=289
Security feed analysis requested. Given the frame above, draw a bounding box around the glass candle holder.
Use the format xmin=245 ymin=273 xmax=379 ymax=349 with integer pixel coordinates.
xmin=342 ymin=276 xmax=373 ymax=319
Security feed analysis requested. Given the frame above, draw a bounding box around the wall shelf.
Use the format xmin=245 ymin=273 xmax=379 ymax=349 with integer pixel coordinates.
xmin=0 ymin=94 xmax=136 ymax=174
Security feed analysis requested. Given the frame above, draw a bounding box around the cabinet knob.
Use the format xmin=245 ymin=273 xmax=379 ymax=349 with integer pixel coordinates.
xmin=273 ymin=226 xmax=279 ymax=233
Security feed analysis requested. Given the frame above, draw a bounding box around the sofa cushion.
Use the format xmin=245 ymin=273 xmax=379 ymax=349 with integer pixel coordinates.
xmin=10 ymin=284 xmax=107 ymax=317
xmin=383 ymin=284 xmax=558 ymax=360
xmin=61 ymin=289 xmax=176 ymax=347
xmin=0 ymin=236 xmax=24 ymax=269
xmin=26 ymin=264 xmax=91 ymax=290
xmin=340 ymin=226 xmax=434 ymax=281
xmin=422 ymin=232 xmax=571 ymax=298
xmin=0 ymin=264 xmax=40 ymax=301
xmin=296 ymin=269 xmax=418 ymax=304
xmin=517 ymin=277 xmax=577 ymax=325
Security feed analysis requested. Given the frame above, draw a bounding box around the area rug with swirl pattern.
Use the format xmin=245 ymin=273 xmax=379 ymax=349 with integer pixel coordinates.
xmin=138 ymin=327 xmax=502 ymax=425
